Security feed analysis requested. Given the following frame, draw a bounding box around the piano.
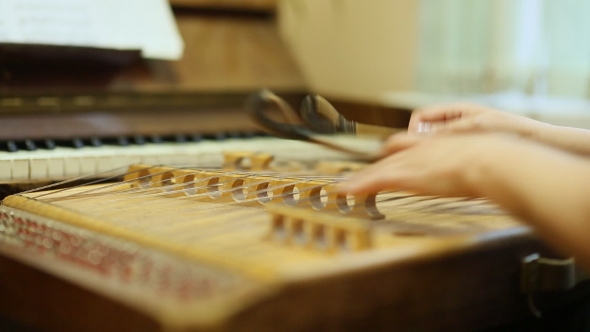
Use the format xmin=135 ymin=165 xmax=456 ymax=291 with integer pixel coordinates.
xmin=0 ymin=0 xmax=310 ymax=186
xmin=0 ymin=0 xmax=414 ymax=187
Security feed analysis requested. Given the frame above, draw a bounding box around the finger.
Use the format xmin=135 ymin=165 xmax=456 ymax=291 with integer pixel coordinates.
xmin=340 ymin=152 xmax=418 ymax=193
xmin=411 ymin=115 xmax=486 ymax=134
xmin=408 ymin=102 xmax=487 ymax=133
xmin=381 ymin=133 xmax=428 ymax=155
xmin=438 ymin=116 xmax=483 ymax=133
xmin=341 ymin=164 xmax=416 ymax=194
xmin=408 ymin=105 xmax=468 ymax=132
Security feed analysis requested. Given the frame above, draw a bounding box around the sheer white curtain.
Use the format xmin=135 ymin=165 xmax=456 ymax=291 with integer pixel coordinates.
xmin=417 ymin=0 xmax=590 ymax=98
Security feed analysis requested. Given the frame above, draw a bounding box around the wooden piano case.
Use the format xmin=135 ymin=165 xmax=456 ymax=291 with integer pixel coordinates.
xmin=0 ymin=0 xmax=312 ymax=191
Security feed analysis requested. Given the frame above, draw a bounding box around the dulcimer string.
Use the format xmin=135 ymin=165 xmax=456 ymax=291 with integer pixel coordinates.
xmin=6 ymin=168 xmax=503 ymax=255
xmin=22 ymin=165 xmax=491 ymax=218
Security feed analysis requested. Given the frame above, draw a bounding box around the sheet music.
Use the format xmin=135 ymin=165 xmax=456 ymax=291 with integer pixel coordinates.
xmin=0 ymin=0 xmax=184 ymax=60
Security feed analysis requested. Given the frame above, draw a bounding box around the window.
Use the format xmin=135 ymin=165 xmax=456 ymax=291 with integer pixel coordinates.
xmin=417 ymin=0 xmax=590 ymax=99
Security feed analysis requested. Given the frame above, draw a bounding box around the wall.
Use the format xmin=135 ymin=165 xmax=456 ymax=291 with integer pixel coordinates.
xmin=278 ymin=0 xmax=420 ymax=101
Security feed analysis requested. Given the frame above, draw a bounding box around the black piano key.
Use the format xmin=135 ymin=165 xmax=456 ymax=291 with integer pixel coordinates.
xmin=38 ymin=139 xmax=56 ymax=150
xmin=149 ymin=135 xmax=163 ymax=144
xmin=118 ymin=137 xmax=130 ymax=146
xmin=227 ymin=131 xmax=241 ymax=139
xmin=176 ymin=134 xmax=188 ymax=143
xmin=241 ymin=131 xmax=256 ymax=139
xmin=132 ymin=135 xmax=146 ymax=145
xmin=104 ymin=137 xmax=130 ymax=146
xmin=1 ymin=141 xmax=18 ymax=152
xmin=88 ymin=137 xmax=102 ymax=147
xmin=18 ymin=139 xmax=37 ymax=151
xmin=190 ymin=133 xmax=203 ymax=142
xmin=55 ymin=138 xmax=84 ymax=149
xmin=72 ymin=138 xmax=85 ymax=149
xmin=164 ymin=134 xmax=187 ymax=143
xmin=211 ymin=132 xmax=227 ymax=141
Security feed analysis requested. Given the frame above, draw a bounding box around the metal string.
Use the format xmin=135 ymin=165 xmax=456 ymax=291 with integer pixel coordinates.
xmin=23 ymin=165 xmax=497 ymax=218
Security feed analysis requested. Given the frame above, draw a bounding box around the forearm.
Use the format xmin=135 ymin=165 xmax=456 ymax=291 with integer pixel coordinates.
xmin=529 ymin=123 xmax=590 ymax=156
xmin=470 ymin=142 xmax=590 ymax=269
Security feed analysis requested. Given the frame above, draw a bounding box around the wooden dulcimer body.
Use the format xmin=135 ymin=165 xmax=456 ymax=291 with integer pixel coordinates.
xmin=0 ymin=146 xmax=576 ymax=332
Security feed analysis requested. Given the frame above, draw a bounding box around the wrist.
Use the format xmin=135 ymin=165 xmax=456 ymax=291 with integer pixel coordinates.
xmin=516 ymin=118 xmax=551 ymax=140
xmin=461 ymin=137 xmax=506 ymax=198
xmin=462 ymin=135 xmax=525 ymax=199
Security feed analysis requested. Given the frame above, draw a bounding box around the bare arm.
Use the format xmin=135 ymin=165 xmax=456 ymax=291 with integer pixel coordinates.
xmin=344 ymin=133 xmax=590 ymax=270
xmin=410 ymin=103 xmax=590 ymax=156
xmin=475 ymin=136 xmax=590 ymax=268
xmin=530 ymin=124 xmax=590 ymax=156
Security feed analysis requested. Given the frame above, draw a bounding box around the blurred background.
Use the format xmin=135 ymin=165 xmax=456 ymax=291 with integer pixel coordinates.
xmin=279 ymin=0 xmax=590 ymax=124
xmin=3 ymin=0 xmax=590 ymax=123
xmin=1 ymin=0 xmax=590 ymax=182
xmin=281 ymin=0 xmax=590 ymax=98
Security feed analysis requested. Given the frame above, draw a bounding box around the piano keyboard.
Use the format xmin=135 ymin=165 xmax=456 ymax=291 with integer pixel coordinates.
xmin=0 ymin=135 xmax=381 ymax=183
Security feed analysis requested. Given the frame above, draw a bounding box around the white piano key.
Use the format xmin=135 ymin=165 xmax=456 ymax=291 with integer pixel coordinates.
xmin=179 ymin=154 xmax=202 ymax=166
xmin=140 ymin=155 xmax=161 ymax=165
xmin=47 ymin=158 xmax=65 ymax=179
xmin=127 ymin=155 xmax=142 ymax=166
xmin=197 ymin=153 xmax=222 ymax=166
xmin=0 ymin=159 xmax=12 ymax=182
xmin=96 ymin=156 xmax=114 ymax=173
xmin=79 ymin=157 xmax=97 ymax=176
xmin=29 ymin=159 xmax=49 ymax=180
xmin=0 ymin=137 xmax=369 ymax=183
xmin=12 ymin=159 xmax=29 ymax=180
xmin=166 ymin=154 xmax=188 ymax=167
xmin=64 ymin=157 xmax=81 ymax=177
xmin=108 ymin=155 xmax=132 ymax=172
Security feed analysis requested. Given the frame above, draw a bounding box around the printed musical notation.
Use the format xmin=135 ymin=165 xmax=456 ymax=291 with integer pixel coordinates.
xmin=0 ymin=0 xmax=184 ymax=60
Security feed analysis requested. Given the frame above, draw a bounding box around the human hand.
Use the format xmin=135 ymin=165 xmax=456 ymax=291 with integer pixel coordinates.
xmin=408 ymin=103 xmax=543 ymax=137
xmin=343 ymin=131 xmax=590 ymax=271
xmin=343 ymin=133 xmax=522 ymax=197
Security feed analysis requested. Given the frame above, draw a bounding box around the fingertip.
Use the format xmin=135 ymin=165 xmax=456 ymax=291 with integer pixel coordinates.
xmin=336 ymin=181 xmax=361 ymax=196
xmin=339 ymin=181 xmax=376 ymax=195
xmin=382 ymin=132 xmax=405 ymax=149
xmin=381 ymin=132 xmax=425 ymax=155
xmin=416 ymin=122 xmax=432 ymax=133
xmin=338 ymin=171 xmax=374 ymax=195
xmin=408 ymin=107 xmax=436 ymax=132
xmin=333 ymin=180 xmax=355 ymax=194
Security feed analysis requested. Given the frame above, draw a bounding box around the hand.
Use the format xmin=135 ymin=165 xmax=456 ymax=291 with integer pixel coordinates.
xmin=408 ymin=102 xmax=543 ymax=137
xmin=343 ymin=133 xmax=522 ymax=197
xmin=344 ymin=131 xmax=590 ymax=272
